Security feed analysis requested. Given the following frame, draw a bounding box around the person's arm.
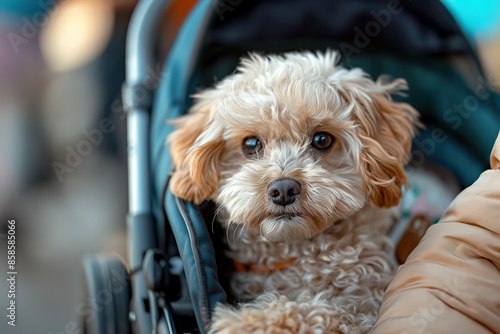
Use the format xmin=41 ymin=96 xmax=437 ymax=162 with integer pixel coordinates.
xmin=371 ymin=131 xmax=500 ymax=334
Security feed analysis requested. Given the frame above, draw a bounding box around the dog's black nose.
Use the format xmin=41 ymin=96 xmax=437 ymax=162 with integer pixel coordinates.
xmin=267 ymin=178 xmax=301 ymax=206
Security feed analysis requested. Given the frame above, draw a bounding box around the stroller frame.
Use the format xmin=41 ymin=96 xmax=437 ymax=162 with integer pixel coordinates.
xmin=83 ymin=1 xmax=216 ymax=333
xmin=124 ymin=0 xmax=175 ymax=333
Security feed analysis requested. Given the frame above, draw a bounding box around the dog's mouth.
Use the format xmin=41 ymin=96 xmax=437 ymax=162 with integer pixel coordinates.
xmin=260 ymin=213 xmax=310 ymax=241
xmin=271 ymin=212 xmax=301 ymax=219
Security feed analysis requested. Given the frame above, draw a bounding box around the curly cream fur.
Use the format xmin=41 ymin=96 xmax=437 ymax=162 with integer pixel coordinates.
xmin=168 ymin=50 xmax=419 ymax=333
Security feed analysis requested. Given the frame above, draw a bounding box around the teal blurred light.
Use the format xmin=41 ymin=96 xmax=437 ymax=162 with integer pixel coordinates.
xmin=442 ymin=0 xmax=500 ymax=39
xmin=0 ymin=0 xmax=58 ymax=16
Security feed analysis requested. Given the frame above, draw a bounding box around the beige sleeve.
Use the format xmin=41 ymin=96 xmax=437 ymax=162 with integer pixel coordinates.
xmin=371 ymin=131 xmax=500 ymax=334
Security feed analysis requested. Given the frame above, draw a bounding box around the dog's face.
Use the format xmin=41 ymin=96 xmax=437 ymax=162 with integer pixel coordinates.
xmin=169 ymin=51 xmax=418 ymax=241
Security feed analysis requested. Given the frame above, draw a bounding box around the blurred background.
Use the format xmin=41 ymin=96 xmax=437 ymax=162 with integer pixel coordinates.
xmin=0 ymin=0 xmax=498 ymax=333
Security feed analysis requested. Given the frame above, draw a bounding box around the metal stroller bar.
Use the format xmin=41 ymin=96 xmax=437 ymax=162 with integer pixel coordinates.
xmin=126 ymin=0 xmax=169 ymax=216
xmin=124 ymin=0 xmax=171 ymax=333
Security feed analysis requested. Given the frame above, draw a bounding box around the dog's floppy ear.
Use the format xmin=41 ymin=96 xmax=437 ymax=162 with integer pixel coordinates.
xmin=168 ymin=92 xmax=224 ymax=204
xmin=341 ymin=77 xmax=419 ymax=207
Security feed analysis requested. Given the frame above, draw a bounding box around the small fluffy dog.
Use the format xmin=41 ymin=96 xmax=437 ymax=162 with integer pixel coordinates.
xmin=168 ymin=50 xmax=419 ymax=333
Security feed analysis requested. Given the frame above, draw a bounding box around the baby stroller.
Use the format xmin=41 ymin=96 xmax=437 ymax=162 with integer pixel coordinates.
xmin=82 ymin=0 xmax=500 ymax=333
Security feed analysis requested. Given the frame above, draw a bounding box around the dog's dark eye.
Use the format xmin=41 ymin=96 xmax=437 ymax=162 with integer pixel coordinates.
xmin=242 ymin=137 xmax=263 ymax=157
xmin=311 ymin=132 xmax=335 ymax=151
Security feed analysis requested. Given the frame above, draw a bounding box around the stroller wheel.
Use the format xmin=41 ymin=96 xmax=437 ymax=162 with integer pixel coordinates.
xmin=82 ymin=255 xmax=131 ymax=334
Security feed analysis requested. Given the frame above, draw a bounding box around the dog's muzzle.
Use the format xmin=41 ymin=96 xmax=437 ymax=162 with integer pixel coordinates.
xmin=267 ymin=178 xmax=301 ymax=207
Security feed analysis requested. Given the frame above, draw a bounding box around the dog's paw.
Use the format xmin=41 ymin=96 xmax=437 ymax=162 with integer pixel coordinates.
xmin=209 ymin=294 xmax=345 ymax=334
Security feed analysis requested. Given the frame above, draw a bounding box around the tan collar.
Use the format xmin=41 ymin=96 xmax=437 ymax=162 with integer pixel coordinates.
xmin=233 ymin=257 xmax=297 ymax=273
